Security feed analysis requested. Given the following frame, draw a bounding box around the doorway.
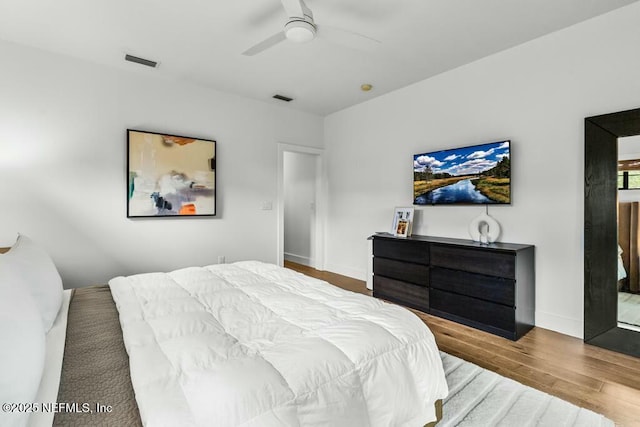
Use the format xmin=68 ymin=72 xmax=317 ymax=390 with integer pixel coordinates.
xmin=277 ymin=143 xmax=325 ymax=269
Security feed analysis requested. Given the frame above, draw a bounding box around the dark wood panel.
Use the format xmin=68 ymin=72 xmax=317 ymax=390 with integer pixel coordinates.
xmin=430 ymin=267 xmax=514 ymax=306
xmin=431 ymin=244 xmax=516 ymax=279
xmin=584 ymin=118 xmax=619 ymax=340
xmin=373 ymin=238 xmax=429 ymax=265
xmin=373 ymin=276 xmax=429 ymax=312
xmin=514 ymin=246 xmax=536 ymax=340
xmin=430 ymin=289 xmax=515 ymax=338
xmin=371 ymin=233 xmax=533 ymax=341
xmin=373 ymin=234 xmax=532 ymax=252
xmin=588 ymin=107 xmax=640 ymax=138
xmin=373 ymin=257 xmax=429 ymax=286
xmin=584 ymin=107 xmax=640 ymax=358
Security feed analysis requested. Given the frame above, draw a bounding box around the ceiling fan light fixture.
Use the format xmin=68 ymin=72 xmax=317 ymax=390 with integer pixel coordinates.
xmin=284 ymin=20 xmax=316 ymax=43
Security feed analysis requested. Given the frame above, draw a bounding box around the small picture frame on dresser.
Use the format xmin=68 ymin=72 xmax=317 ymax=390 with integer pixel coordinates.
xmin=395 ymin=219 xmax=410 ymax=237
xmin=391 ymin=207 xmax=414 ymax=237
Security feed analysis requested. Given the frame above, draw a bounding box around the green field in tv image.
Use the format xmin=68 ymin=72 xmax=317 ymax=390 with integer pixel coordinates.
xmin=413 ymin=140 xmax=511 ymax=205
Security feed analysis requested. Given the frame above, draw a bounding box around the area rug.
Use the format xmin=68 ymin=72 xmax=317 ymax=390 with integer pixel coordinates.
xmin=440 ymin=352 xmax=614 ymax=427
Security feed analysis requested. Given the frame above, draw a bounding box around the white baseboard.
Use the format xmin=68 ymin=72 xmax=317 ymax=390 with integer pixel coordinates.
xmin=534 ymin=310 xmax=582 ymax=339
xmin=324 ymin=262 xmax=367 ymax=282
xmin=284 ymin=252 xmax=313 ymax=267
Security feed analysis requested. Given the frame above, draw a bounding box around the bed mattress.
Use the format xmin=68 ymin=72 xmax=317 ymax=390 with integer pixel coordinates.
xmin=109 ymin=261 xmax=448 ymax=426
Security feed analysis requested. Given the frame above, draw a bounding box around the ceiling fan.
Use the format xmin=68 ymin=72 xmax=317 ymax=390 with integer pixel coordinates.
xmin=242 ymin=0 xmax=381 ymax=56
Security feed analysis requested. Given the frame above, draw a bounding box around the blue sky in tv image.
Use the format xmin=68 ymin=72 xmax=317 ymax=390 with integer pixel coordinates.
xmin=413 ymin=140 xmax=511 ymax=205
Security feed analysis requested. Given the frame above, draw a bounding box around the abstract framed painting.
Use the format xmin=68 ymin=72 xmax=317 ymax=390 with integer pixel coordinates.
xmin=127 ymin=129 xmax=216 ymax=218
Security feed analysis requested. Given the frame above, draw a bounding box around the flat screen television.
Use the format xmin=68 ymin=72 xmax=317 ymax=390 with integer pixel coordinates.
xmin=413 ymin=140 xmax=511 ymax=205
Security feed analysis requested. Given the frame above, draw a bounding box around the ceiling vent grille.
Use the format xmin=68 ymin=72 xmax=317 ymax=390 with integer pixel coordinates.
xmin=273 ymin=94 xmax=293 ymax=102
xmin=125 ymin=54 xmax=158 ymax=68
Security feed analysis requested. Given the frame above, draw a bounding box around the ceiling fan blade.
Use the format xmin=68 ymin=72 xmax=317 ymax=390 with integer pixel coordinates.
xmin=242 ymin=32 xmax=287 ymax=56
xmin=280 ymin=0 xmax=307 ymax=19
xmin=317 ymin=25 xmax=381 ymax=52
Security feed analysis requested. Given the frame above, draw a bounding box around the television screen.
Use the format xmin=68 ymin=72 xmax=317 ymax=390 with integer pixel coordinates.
xmin=413 ymin=140 xmax=510 ymax=205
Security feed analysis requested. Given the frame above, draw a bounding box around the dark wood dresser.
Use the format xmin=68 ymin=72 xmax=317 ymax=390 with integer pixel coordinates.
xmin=371 ymin=234 xmax=535 ymax=340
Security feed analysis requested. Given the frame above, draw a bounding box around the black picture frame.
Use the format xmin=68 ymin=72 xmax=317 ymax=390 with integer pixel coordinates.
xmin=127 ymin=129 xmax=216 ymax=218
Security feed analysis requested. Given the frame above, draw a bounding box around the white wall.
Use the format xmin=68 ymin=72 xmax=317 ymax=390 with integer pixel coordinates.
xmin=324 ymin=2 xmax=640 ymax=338
xmin=0 ymin=39 xmax=323 ymax=288
xmin=283 ymin=152 xmax=317 ymax=266
xmin=4 ymin=4 xmax=640 ymax=338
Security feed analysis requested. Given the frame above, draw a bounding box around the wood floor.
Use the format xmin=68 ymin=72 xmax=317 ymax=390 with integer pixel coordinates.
xmin=285 ymin=261 xmax=640 ymax=427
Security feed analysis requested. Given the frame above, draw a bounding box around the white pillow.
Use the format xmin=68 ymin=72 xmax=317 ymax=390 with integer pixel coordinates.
xmin=0 ymin=268 xmax=46 ymax=427
xmin=0 ymin=235 xmax=63 ymax=332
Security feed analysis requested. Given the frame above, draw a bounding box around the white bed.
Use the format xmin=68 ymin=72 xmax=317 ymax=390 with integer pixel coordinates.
xmin=28 ymin=291 xmax=72 ymax=427
xmin=1 ymin=235 xmax=448 ymax=427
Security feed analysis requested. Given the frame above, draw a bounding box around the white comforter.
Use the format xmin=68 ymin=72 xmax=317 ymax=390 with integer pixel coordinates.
xmin=109 ymin=261 xmax=448 ymax=427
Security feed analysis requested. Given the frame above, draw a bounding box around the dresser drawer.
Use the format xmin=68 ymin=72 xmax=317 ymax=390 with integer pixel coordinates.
xmin=373 ymin=238 xmax=429 ymax=265
xmin=430 ymin=244 xmax=515 ymax=279
xmin=374 ymin=257 xmax=429 ymax=286
xmin=430 ymin=289 xmax=515 ymax=334
xmin=430 ymin=267 xmax=514 ymax=306
xmin=374 ymin=276 xmax=429 ymax=312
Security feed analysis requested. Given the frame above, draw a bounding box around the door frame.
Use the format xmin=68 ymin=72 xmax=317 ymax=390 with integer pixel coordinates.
xmin=277 ymin=143 xmax=326 ymax=270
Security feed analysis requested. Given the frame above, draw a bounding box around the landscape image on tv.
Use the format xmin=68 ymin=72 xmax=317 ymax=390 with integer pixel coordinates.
xmin=413 ymin=140 xmax=511 ymax=205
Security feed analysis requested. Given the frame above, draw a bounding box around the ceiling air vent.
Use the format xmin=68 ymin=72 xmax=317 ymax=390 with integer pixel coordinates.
xmin=125 ymin=54 xmax=158 ymax=68
xmin=273 ymin=94 xmax=293 ymax=102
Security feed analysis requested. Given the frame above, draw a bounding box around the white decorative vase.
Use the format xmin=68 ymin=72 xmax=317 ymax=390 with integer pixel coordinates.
xmin=468 ymin=212 xmax=501 ymax=244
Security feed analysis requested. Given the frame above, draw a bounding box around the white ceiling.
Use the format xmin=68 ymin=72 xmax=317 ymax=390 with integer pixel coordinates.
xmin=0 ymin=0 xmax=637 ymax=116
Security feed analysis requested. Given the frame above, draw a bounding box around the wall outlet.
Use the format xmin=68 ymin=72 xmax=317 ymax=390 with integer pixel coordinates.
xmin=218 ymin=255 xmax=226 ymax=264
